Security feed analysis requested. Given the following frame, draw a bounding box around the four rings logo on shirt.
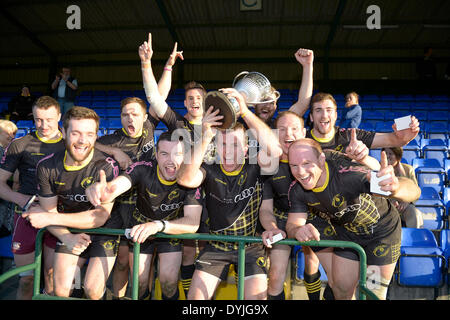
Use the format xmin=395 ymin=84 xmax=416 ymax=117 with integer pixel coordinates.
xmin=160 ymin=202 xmax=184 ymax=212
xmin=234 ymin=186 xmax=256 ymax=203
xmin=66 ymin=194 xmax=90 ymax=202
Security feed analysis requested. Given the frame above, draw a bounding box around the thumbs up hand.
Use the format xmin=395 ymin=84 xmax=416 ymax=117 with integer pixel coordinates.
xmin=376 ymin=151 xmax=400 ymax=195
xmin=345 ymin=128 xmax=369 ymax=162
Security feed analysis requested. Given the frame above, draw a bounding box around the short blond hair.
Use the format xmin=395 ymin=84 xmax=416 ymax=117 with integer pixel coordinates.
xmin=0 ymin=119 xmax=18 ymax=135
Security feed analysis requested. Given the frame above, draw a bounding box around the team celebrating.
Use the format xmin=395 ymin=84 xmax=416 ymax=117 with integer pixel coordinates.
xmin=0 ymin=33 xmax=421 ymax=300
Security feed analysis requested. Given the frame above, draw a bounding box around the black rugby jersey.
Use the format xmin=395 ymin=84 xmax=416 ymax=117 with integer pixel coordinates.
xmin=288 ymin=150 xmax=394 ymax=235
xmin=97 ymin=117 xmax=158 ymax=162
xmin=201 ymin=161 xmax=267 ymax=251
xmin=262 ymin=160 xmax=294 ymax=222
xmin=306 ymin=126 xmax=376 ymax=153
xmin=121 ymin=159 xmax=202 ymax=223
xmin=0 ymin=131 xmax=65 ymax=196
xmin=37 ymin=149 xmax=119 ymax=213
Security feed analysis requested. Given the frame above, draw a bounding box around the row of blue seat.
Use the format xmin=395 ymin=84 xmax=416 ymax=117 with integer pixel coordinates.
xmin=294 ymin=228 xmax=450 ymax=290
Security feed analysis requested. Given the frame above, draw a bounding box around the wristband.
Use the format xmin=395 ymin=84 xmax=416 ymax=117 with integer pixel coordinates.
xmin=241 ymin=111 xmax=248 ymax=118
xmin=164 ymin=67 xmax=172 ymax=71
xmin=141 ymin=62 xmax=151 ymax=69
xmin=155 ymin=220 xmax=166 ymax=233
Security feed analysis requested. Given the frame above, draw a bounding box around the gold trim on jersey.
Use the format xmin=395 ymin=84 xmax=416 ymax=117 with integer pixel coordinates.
xmin=220 ymin=163 xmax=244 ymax=176
xmin=312 ymin=162 xmax=329 ymax=193
xmin=280 ymin=159 xmax=289 ymax=163
xmin=36 ymin=130 xmax=63 ymax=143
xmin=157 ymin=165 xmax=176 ymax=185
xmin=63 ymin=149 xmax=94 ymax=171
xmin=121 ymin=127 xmax=143 ymax=138
xmin=310 ymin=128 xmax=335 ymax=143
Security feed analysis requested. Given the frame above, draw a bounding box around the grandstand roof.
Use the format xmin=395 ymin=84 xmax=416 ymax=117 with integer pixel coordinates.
xmin=1 ymin=0 xmax=449 ymax=59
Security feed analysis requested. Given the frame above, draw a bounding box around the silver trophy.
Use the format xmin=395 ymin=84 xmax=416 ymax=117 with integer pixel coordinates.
xmin=204 ymin=71 xmax=277 ymax=129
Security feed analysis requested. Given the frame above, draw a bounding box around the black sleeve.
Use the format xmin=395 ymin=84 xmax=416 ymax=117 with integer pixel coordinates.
xmin=0 ymin=138 xmax=23 ymax=173
xmin=184 ymin=187 xmax=204 ymax=206
xmin=37 ymin=159 xmax=55 ymax=198
xmin=288 ymin=182 xmax=309 ymax=214
xmin=262 ymin=179 xmax=274 ymax=200
xmin=160 ymin=107 xmax=186 ymax=131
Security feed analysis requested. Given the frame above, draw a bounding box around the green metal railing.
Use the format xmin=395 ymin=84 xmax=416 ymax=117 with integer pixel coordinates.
xmin=0 ymin=227 xmax=378 ymax=300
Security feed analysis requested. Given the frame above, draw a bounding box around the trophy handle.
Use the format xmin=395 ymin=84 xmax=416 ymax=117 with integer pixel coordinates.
xmin=232 ymin=71 xmax=249 ymax=87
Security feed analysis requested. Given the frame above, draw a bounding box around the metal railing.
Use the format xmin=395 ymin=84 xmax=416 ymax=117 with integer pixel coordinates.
xmin=0 ymin=227 xmax=378 ymax=300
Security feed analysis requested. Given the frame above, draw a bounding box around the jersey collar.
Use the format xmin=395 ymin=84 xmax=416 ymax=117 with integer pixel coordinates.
xmin=310 ymin=127 xmax=335 ymax=143
xmin=312 ymin=162 xmax=329 ymax=193
xmin=220 ymin=162 xmax=244 ymax=176
xmin=63 ymin=149 xmax=94 ymax=171
xmin=36 ymin=130 xmax=63 ymax=143
xmin=121 ymin=127 xmax=143 ymax=138
xmin=157 ymin=165 xmax=176 ymax=185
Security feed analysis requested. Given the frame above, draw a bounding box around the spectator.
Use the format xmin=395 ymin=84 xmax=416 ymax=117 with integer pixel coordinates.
xmin=382 ymin=147 xmax=424 ymax=228
xmin=416 ymin=47 xmax=436 ymax=80
xmin=51 ymin=66 xmax=78 ymax=114
xmin=7 ymin=85 xmax=36 ymax=122
xmin=0 ymin=120 xmax=17 ymax=237
xmin=340 ymin=92 xmax=362 ymax=129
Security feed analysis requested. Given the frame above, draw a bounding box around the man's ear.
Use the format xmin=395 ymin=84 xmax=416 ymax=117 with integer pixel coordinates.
xmin=62 ymin=127 xmax=66 ymax=139
xmin=318 ymin=152 xmax=326 ymax=168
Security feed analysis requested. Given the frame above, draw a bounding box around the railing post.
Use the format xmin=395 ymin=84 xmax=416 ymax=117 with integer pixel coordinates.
xmin=132 ymin=242 xmax=140 ymax=300
xmin=32 ymin=228 xmax=45 ymax=297
xmin=237 ymin=241 xmax=245 ymax=300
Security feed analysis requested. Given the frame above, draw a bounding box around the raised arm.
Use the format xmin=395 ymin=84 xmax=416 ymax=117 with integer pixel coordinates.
xmin=157 ymin=42 xmax=184 ymax=100
xmin=219 ymin=88 xmax=282 ymax=159
xmin=371 ymin=116 xmax=420 ymax=148
xmin=374 ymin=151 xmax=421 ymax=203
xmin=289 ymin=48 xmax=314 ymax=117
xmin=139 ymin=33 xmax=169 ymax=118
xmin=176 ymin=107 xmax=222 ymax=188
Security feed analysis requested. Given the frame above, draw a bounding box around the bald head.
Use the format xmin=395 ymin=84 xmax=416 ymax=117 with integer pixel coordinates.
xmin=288 ymin=139 xmax=326 ymax=190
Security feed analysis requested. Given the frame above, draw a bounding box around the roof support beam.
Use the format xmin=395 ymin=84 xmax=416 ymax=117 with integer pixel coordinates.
xmin=323 ymin=0 xmax=347 ymax=80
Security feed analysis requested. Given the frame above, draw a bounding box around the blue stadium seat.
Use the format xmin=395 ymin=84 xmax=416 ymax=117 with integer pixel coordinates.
xmin=440 ymin=229 xmax=450 ymax=283
xmin=443 ymin=187 xmax=450 ymax=219
xmin=428 ymin=111 xmax=449 ymax=122
xmin=154 ymin=129 xmax=165 ymax=144
xmin=107 ymin=119 xmax=122 ymax=132
xmin=414 ymin=199 xmax=445 ymax=230
xmin=421 ymin=139 xmax=448 ymax=167
xmin=95 ymin=109 xmax=108 ymax=118
xmin=402 ymin=140 xmax=421 ymax=163
xmin=362 ymin=111 xmax=384 ymax=121
xmin=419 ymin=187 xmax=441 ymax=200
xmin=16 ymin=120 xmax=34 ymax=130
xmin=397 ymin=228 xmax=445 ymax=287
xmin=369 ymin=148 xmax=382 ymax=162
xmin=415 ymin=94 xmax=432 ymax=102
xmin=15 ymin=129 xmax=27 ymax=138
xmin=375 ymin=122 xmax=393 ymax=133
xmin=293 ymin=246 xmax=328 ymax=282
xmin=412 ymin=158 xmax=446 ymax=193
xmin=398 ymin=94 xmax=414 ymax=102
xmin=0 ymin=235 xmax=13 ymax=259
xmin=411 ymin=110 xmax=427 ymax=122
xmin=358 ymin=122 xmax=375 ymax=131
xmin=426 ymin=122 xmax=448 ymax=140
